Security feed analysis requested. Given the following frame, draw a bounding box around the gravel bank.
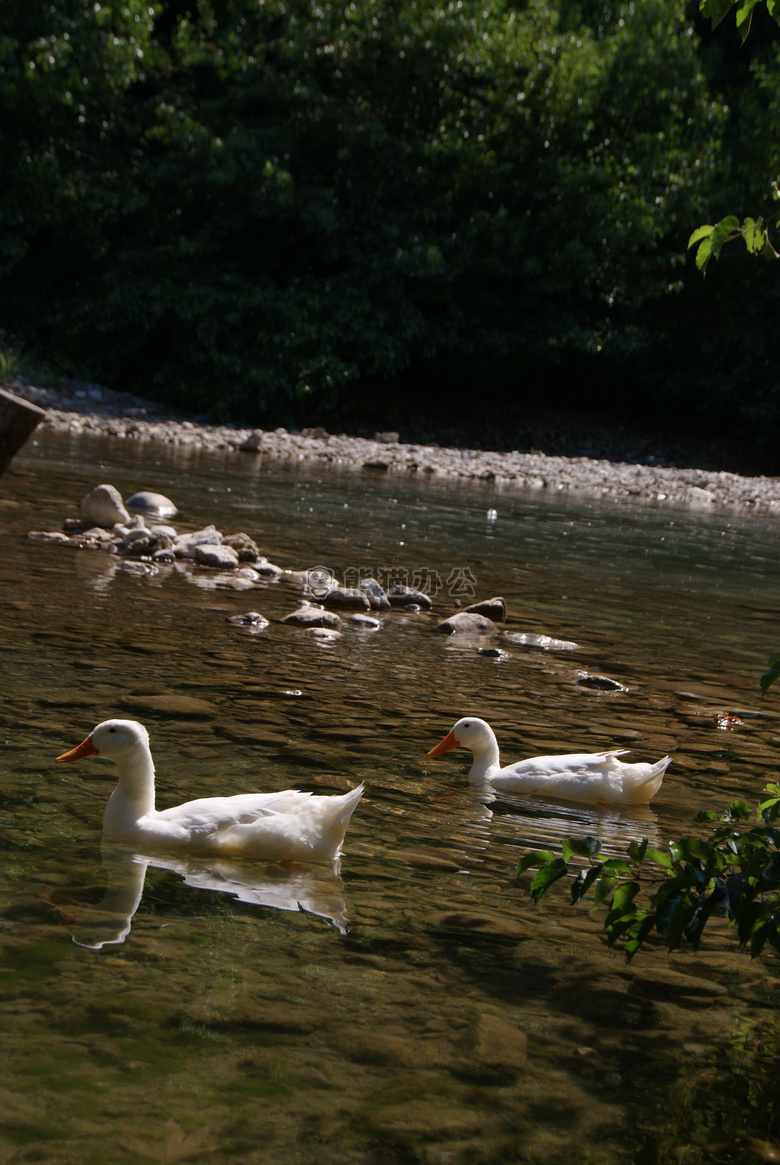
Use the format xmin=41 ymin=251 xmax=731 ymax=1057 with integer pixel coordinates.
xmin=8 ymin=376 xmax=780 ymax=513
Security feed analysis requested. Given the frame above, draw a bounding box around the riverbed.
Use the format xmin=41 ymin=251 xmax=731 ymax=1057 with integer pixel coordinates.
xmin=2 ymin=427 xmax=780 ymax=1164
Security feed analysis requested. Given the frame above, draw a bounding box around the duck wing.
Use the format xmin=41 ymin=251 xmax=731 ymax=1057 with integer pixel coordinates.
xmin=150 ymin=785 xmax=364 ymax=861
xmin=489 ymin=750 xmax=666 ymax=805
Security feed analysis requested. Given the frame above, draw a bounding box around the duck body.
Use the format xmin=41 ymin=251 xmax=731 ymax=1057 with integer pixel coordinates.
xmin=57 ymin=719 xmax=364 ymax=862
xmin=428 ymin=717 xmax=670 ymax=806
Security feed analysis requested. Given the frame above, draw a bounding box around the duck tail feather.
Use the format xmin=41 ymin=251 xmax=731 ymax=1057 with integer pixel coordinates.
xmin=637 ymin=756 xmax=672 ymax=786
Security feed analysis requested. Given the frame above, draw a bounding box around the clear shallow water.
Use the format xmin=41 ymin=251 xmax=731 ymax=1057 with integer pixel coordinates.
xmin=2 ymin=430 xmax=780 ymax=1164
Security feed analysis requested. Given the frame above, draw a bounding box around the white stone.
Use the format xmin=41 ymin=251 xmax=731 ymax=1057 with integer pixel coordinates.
xmin=173 ymin=525 xmax=223 ymax=558
xmin=193 ymin=543 xmax=239 ymax=569
xmin=125 ymin=491 xmax=178 ymax=518
xmin=79 ymin=484 xmax=130 ymax=527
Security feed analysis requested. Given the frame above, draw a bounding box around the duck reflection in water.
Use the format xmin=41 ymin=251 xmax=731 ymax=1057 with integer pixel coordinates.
xmin=453 ymin=788 xmax=663 ymax=864
xmin=46 ymin=844 xmax=351 ymax=949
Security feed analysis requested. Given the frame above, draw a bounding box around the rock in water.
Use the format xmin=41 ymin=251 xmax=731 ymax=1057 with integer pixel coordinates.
xmin=193 ymin=544 xmax=240 ymax=569
xmin=435 ymin=612 xmax=497 ymax=636
xmin=79 ymin=484 xmax=130 ymax=527
xmin=464 ymin=596 xmax=507 ymax=622
xmin=282 ymin=603 xmax=342 ymax=629
xmin=321 ymin=586 xmax=371 ymax=611
xmin=125 ymin=491 xmax=178 ymax=519
xmin=173 ymin=525 xmax=223 ymax=558
xmin=359 ymin=577 xmax=391 ymax=610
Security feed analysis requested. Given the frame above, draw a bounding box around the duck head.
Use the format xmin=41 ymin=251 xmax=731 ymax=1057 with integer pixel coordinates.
xmin=56 ymin=719 xmax=151 ymax=765
xmin=427 ymin=717 xmax=494 ymax=757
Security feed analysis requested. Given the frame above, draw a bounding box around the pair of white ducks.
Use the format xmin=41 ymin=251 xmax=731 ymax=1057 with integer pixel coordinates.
xmin=56 ymin=717 xmax=671 ymax=862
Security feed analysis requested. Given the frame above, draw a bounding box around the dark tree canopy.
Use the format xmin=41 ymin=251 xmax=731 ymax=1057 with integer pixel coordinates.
xmin=1 ymin=1 xmax=779 ymax=445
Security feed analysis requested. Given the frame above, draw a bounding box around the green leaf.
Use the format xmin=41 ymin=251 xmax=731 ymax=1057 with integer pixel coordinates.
xmin=600 ymin=858 xmax=635 ymax=877
xmin=760 ymin=655 xmax=780 ymax=696
xmin=700 ymin=0 xmax=741 ymax=28
xmin=644 ymin=847 xmax=675 ymax=871
xmin=758 ymin=793 xmax=780 ymax=819
xmin=709 ymin=217 xmax=741 ymax=259
xmin=529 ymin=858 xmax=569 ymax=904
xmin=515 ymin=850 xmax=557 ymax=878
xmin=562 ymin=836 xmax=602 ymax=862
xmin=693 ymin=236 xmax=714 ymax=273
xmin=624 ymin=914 xmax=656 ymax=960
xmin=695 ymin=810 xmax=717 ymax=823
xmin=611 ymin=881 xmax=641 ymax=914
xmin=725 ymin=800 xmax=752 ymax=822
xmin=735 ymin=0 xmax=761 ymax=41
xmin=571 ymin=864 xmax=604 ymax=904
xmin=627 ymin=838 xmax=648 ymax=864
xmin=750 ymin=921 xmax=769 ymax=957
xmin=687 ymin=224 xmax=714 ymax=249
xmin=593 ymin=876 xmax=617 ymax=910
xmin=742 ymin=217 xmax=765 ymax=254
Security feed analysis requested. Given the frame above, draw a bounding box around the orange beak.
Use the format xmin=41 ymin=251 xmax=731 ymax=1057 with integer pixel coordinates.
xmin=427 ymin=729 xmax=459 ymax=759
xmin=56 ymin=734 xmax=99 ymax=763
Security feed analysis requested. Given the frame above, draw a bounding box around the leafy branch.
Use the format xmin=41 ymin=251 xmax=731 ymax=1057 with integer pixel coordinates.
xmin=761 ymin=652 xmax=780 ymax=695
xmin=689 ymin=0 xmax=780 ymax=271
xmin=516 ymin=791 xmax=780 ymax=959
xmin=700 ymin=0 xmax=780 ymax=43
xmin=688 ymin=198 xmax=780 ymax=274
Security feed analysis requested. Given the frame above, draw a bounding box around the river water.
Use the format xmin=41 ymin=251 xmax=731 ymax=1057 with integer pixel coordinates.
xmin=2 ymin=430 xmax=780 ymax=1164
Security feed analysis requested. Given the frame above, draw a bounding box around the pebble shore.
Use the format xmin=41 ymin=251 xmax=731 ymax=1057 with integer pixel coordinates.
xmin=8 ymin=376 xmax=780 ymax=513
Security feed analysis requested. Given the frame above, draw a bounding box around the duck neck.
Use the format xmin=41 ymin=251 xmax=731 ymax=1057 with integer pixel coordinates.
xmin=102 ymin=746 xmax=157 ymax=834
xmin=467 ymin=732 xmax=501 ymax=783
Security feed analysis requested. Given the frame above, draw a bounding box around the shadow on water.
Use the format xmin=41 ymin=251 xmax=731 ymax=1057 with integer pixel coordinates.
xmin=1 ymin=429 xmax=780 ymax=1163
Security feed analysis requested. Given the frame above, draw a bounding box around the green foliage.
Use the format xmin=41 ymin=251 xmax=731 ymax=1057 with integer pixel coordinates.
xmin=701 ymin=0 xmax=780 ymax=42
xmin=1 ymin=0 xmax=780 ymax=438
xmin=761 ymin=652 xmax=780 ymax=695
xmin=0 ymin=0 xmax=734 ymax=424
xmin=688 ymin=205 xmax=780 ymax=274
xmin=516 ymin=793 xmax=780 ymax=959
xmin=688 ymin=1 xmax=780 ymax=276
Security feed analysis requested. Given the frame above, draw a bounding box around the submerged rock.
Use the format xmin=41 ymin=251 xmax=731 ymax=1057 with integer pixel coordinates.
xmin=282 ymin=603 xmax=342 ymax=629
xmin=574 ymin=674 xmax=627 ymax=692
xmin=435 ymin=612 xmax=497 ymax=636
xmin=227 ymin=611 xmax=269 ymax=629
xmin=321 ymin=586 xmax=371 ymax=611
xmin=349 ymin=612 xmax=381 ymax=629
xmin=506 ymin=631 xmax=580 ymax=651
xmin=123 ymin=694 xmax=216 ymax=718
xmin=28 ymin=530 xmax=71 ymax=543
xmin=387 ymin=585 xmax=433 ymax=609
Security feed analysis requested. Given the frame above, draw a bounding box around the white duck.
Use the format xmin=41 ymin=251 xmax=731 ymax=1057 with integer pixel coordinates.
xmin=427 ymin=717 xmax=671 ymax=806
xmin=56 ymin=719 xmax=364 ymax=862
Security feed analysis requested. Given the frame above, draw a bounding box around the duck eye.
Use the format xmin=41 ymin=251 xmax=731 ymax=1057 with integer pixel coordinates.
xmin=109 ymin=728 xmax=116 ymax=734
